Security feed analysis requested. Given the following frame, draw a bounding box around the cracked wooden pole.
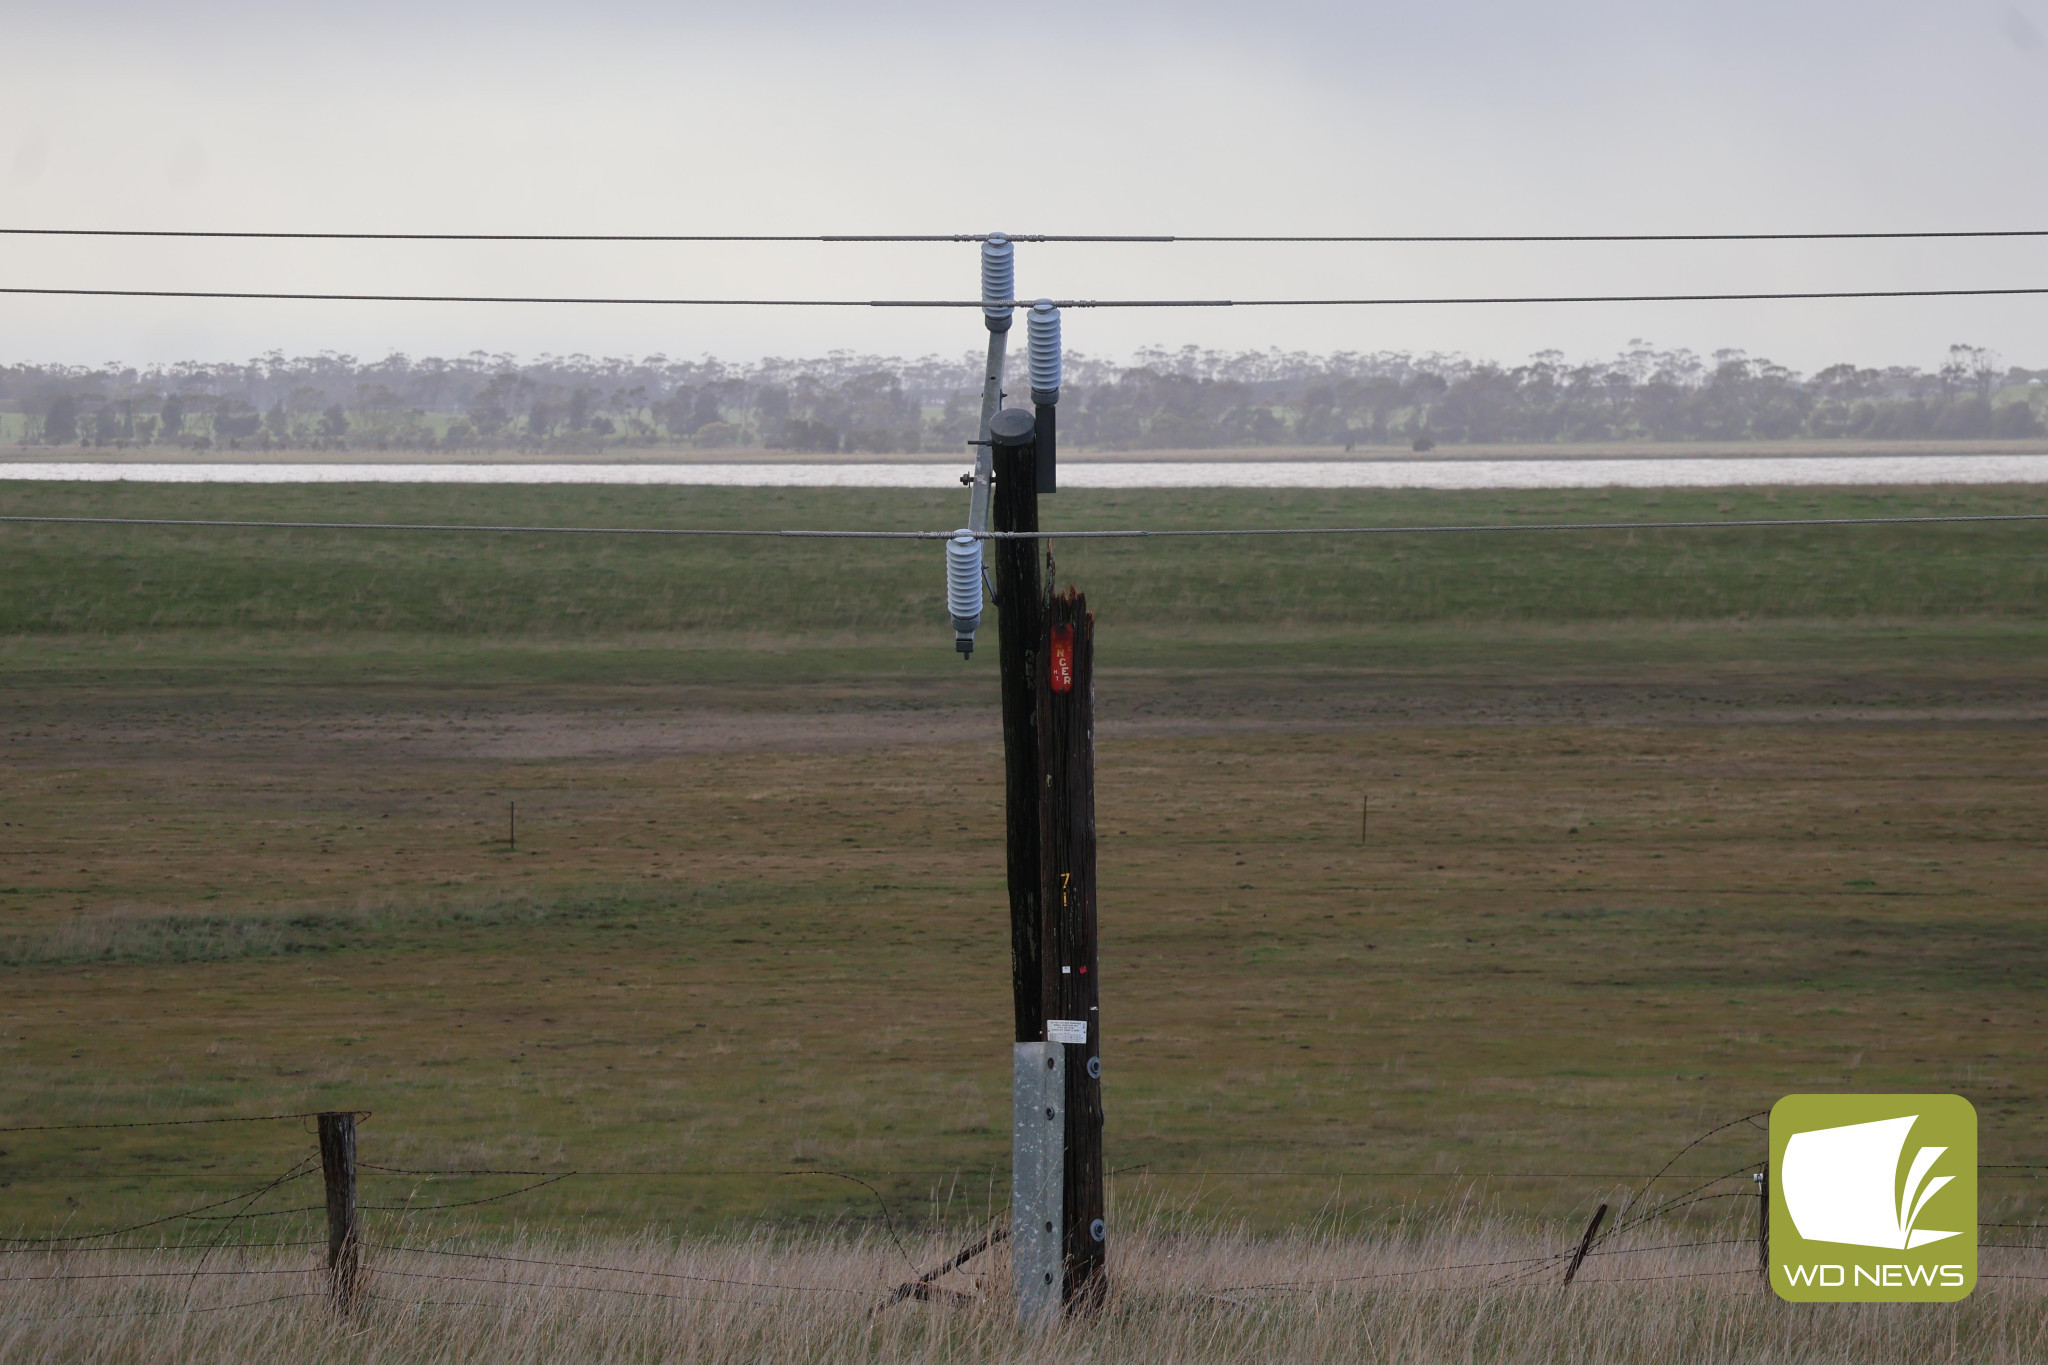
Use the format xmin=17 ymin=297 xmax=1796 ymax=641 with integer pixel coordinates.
xmin=990 ymin=406 xmax=1061 ymax=1325
xmin=1039 ymin=583 xmax=1104 ymax=1312
xmin=992 ymin=407 xmax=1045 ymax=1052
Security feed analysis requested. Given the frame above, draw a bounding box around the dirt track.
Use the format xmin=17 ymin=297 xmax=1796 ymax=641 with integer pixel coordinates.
xmin=6 ymin=659 xmax=2045 ymax=769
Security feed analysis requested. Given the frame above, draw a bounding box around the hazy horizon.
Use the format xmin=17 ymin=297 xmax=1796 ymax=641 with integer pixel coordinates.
xmin=6 ymin=338 xmax=2044 ymax=385
xmin=6 ymin=2 xmax=2048 ymax=372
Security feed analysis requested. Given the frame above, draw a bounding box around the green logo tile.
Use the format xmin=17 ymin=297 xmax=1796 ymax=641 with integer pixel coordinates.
xmin=1769 ymin=1093 xmax=1976 ymax=1302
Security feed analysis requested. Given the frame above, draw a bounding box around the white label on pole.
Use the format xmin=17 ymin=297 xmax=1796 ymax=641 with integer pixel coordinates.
xmin=1046 ymin=1019 xmax=1088 ymax=1044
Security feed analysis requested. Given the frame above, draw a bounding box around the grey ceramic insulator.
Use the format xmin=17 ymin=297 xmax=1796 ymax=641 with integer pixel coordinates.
xmin=981 ymin=234 xmax=1014 ymax=331
xmin=946 ymin=530 xmax=983 ymax=639
xmin=1028 ymin=301 xmax=1061 ymax=402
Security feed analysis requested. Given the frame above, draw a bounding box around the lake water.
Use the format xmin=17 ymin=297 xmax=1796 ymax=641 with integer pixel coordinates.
xmin=3 ymin=455 xmax=2047 ymax=488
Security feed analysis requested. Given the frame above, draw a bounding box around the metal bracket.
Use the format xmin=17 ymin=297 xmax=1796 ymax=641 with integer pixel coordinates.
xmin=1012 ymin=1042 xmax=1064 ymax=1327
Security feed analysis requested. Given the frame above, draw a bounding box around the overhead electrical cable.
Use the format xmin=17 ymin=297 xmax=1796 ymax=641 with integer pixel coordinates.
xmin=5 ymin=227 xmax=2048 ymax=244
xmin=5 ymin=285 xmax=2048 ymax=308
xmin=2 ymin=512 xmax=2043 ymax=540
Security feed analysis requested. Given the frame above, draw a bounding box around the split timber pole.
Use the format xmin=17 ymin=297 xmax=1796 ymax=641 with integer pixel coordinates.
xmin=1039 ymin=584 xmax=1106 ymax=1311
xmin=317 ymin=1111 xmax=361 ymax=1312
xmin=993 ymin=407 xmax=1045 ymax=1047
xmin=993 ymin=407 xmax=1062 ymax=1324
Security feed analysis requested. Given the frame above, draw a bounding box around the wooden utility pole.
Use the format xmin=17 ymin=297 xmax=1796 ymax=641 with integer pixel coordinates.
xmin=990 ymin=407 xmax=1044 ymax=1043
xmin=317 ymin=1111 xmax=361 ymax=1312
xmin=1039 ymin=586 xmax=1105 ymax=1309
xmin=991 ymin=407 xmax=1064 ymax=1324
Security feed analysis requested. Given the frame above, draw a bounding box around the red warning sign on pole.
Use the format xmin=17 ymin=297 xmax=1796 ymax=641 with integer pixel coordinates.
xmin=1049 ymin=624 xmax=1074 ymax=694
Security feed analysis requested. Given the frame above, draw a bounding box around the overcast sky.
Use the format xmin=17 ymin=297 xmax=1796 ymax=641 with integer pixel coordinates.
xmin=5 ymin=1 xmax=2047 ymax=374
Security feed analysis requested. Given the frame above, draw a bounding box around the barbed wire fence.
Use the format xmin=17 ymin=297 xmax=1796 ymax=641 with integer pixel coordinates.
xmin=2 ymin=1109 xmax=2043 ymax=1324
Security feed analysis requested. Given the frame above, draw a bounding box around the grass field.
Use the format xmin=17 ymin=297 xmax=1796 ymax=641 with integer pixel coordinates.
xmin=5 ymin=1214 xmax=2046 ymax=1364
xmin=1 ymin=482 xmax=2045 ymax=636
xmin=1 ymin=481 xmax=2044 ymax=1262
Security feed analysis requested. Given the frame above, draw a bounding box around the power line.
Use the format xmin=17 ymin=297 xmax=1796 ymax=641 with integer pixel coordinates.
xmin=6 ymin=227 xmax=2048 ymax=244
xmin=2 ymin=512 xmax=2044 ymax=541
xmin=5 ymin=285 xmax=2048 ymax=308
xmin=0 ymin=230 xmax=1172 ymax=244
xmin=1176 ymin=230 xmax=2048 ymax=244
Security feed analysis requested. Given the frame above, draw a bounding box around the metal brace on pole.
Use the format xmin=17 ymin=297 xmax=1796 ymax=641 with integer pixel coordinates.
xmin=1013 ymin=1041 xmax=1065 ymax=1327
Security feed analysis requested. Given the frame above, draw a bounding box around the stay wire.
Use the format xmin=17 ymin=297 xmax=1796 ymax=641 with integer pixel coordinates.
xmin=1483 ymin=1114 xmax=1768 ymax=1289
xmin=361 ymin=1175 xmax=569 ymax=1211
xmin=0 ymin=1240 xmax=326 ymax=1256
xmin=360 ymin=1164 xmax=914 ymax=1266
xmin=366 ymin=1242 xmax=865 ymax=1295
xmin=0 ymin=1266 xmax=318 ymax=1286
xmin=1482 ymin=1162 xmax=1764 ymax=1293
xmin=0 ymin=1110 xmax=362 ymax=1134
xmin=1219 ymin=1250 xmax=1560 ymax=1293
xmin=0 ymin=1289 xmax=321 ymax=1324
xmin=179 ymin=1206 xmax=325 ymax=1222
xmin=175 ymin=1154 xmax=320 ymax=1314
xmin=0 ymin=1168 xmax=319 ymax=1245
xmin=783 ymin=1172 xmax=916 ymax=1275
xmin=358 ymin=1163 xmax=974 ymax=1177
xmin=1606 ymin=1159 xmax=1769 ymax=1242
xmin=1612 ymin=1114 xmax=1769 ymax=1233
xmin=368 ymin=1265 xmax=830 ymax=1309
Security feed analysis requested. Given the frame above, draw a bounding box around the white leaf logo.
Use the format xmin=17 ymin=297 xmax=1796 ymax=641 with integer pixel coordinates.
xmin=1782 ymin=1115 xmax=1960 ymax=1250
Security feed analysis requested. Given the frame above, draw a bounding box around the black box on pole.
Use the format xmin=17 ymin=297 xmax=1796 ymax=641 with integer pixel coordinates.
xmin=1033 ymin=401 xmax=1057 ymax=495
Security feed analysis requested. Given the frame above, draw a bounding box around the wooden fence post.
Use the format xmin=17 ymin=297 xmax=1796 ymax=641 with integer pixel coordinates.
xmin=317 ymin=1111 xmax=361 ymax=1312
xmin=1038 ymin=585 xmax=1105 ymax=1311
xmin=1756 ymin=1167 xmax=1770 ymax=1284
xmin=1563 ymin=1202 xmax=1607 ymax=1285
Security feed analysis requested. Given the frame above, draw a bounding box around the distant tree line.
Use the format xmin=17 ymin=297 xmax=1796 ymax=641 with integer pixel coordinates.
xmin=4 ymin=341 xmax=2043 ymax=453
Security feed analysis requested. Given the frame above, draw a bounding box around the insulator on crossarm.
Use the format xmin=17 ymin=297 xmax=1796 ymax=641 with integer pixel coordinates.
xmin=1028 ymin=300 xmax=1061 ymax=404
xmin=981 ymin=234 xmax=1014 ymax=333
xmin=947 ymin=529 xmax=984 ymax=657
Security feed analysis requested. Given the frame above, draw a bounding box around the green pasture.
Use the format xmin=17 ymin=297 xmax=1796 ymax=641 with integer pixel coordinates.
xmin=0 ymin=480 xmax=2044 ymax=1244
xmin=0 ymin=482 xmax=2043 ymax=641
